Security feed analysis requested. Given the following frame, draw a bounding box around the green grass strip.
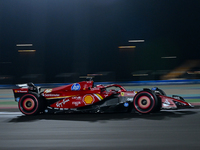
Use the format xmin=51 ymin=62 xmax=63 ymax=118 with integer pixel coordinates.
xmin=185 ymin=99 xmax=200 ymax=102
xmin=0 ymin=101 xmax=17 ymax=105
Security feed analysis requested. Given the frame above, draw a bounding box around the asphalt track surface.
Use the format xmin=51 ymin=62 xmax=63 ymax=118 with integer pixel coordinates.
xmin=0 ymin=108 xmax=200 ymax=150
xmin=0 ymin=84 xmax=200 ymax=150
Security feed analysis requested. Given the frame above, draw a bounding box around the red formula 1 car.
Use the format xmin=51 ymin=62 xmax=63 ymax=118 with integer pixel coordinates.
xmin=13 ymin=79 xmax=193 ymax=115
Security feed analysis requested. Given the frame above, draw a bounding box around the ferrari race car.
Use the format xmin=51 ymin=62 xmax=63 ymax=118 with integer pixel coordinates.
xmin=13 ymin=79 xmax=193 ymax=115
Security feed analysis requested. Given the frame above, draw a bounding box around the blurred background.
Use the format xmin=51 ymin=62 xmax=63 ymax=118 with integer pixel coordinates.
xmin=1 ymin=2 xmax=200 ymax=149
xmin=0 ymin=0 xmax=200 ymax=84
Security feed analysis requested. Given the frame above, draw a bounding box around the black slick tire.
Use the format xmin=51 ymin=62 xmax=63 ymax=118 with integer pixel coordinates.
xmin=133 ymin=90 xmax=159 ymax=114
xmin=18 ymin=93 xmax=42 ymax=115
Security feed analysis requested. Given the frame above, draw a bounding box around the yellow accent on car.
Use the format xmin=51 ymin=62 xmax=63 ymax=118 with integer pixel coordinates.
xmin=96 ymin=94 xmax=103 ymax=100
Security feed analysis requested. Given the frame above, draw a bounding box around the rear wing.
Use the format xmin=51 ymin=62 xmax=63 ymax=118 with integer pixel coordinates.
xmin=13 ymin=83 xmax=41 ymax=102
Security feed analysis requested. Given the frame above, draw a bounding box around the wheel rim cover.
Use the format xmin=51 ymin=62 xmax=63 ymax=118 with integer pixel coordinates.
xmin=22 ymin=98 xmax=35 ymax=111
xmin=137 ymin=96 xmax=151 ymax=109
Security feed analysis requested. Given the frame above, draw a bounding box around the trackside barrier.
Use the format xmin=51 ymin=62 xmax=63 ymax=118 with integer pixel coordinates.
xmin=1 ymin=79 xmax=200 ymax=89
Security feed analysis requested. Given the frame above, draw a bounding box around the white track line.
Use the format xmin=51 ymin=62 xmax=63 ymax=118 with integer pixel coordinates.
xmin=0 ymin=112 xmax=22 ymax=115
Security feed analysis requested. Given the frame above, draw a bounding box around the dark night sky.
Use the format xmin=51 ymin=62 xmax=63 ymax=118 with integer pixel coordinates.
xmin=0 ymin=0 xmax=200 ymax=82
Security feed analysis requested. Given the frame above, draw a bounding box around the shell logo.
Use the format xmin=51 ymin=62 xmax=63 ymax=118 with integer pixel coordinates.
xmin=83 ymin=95 xmax=94 ymax=105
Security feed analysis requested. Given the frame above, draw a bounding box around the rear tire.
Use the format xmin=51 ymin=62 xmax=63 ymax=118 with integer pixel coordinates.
xmin=133 ymin=91 xmax=159 ymax=114
xmin=18 ymin=93 xmax=42 ymax=115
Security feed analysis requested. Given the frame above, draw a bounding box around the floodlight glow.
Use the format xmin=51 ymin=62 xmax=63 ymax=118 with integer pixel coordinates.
xmin=16 ymin=44 xmax=33 ymax=47
xmin=18 ymin=50 xmax=36 ymax=53
xmin=128 ymin=40 xmax=145 ymax=43
xmin=132 ymin=74 xmax=148 ymax=76
xmin=161 ymin=56 xmax=177 ymax=59
xmin=118 ymin=46 xmax=136 ymax=49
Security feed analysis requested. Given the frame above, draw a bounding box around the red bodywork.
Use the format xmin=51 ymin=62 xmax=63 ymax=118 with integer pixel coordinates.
xmin=160 ymin=95 xmax=192 ymax=109
xmin=39 ymin=81 xmax=192 ymax=109
xmin=13 ymin=80 xmax=193 ymax=115
xmin=41 ymin=81 xmax=135 ymax=109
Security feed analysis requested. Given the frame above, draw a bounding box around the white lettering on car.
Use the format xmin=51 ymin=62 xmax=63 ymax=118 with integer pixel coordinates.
xmin=44 ymin=89 xmax=52 ymax=93
xmin=127 ymin=98 xmax=133 ymax=101
xmin=56 ymin=99 xmax=70 ymax=107
xmin=72 ymin=96 xmax=82 ymax=100
xmin=72 ymin=101 xmax=81 ymax=106
xmin=45 ymin=94 xmax=60 ymax=97
xmin=163 ymin=99 xmax=171 ymax=106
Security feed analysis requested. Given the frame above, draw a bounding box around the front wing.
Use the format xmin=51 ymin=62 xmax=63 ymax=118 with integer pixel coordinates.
xmin=160 ymin=95 xmax=193 ymax=109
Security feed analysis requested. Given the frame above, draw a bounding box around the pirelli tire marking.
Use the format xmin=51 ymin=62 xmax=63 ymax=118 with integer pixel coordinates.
xmin=18 ymin=94 xmax=40 ymax=115
xmin=133 ymin=91 xmax=156 ymax=114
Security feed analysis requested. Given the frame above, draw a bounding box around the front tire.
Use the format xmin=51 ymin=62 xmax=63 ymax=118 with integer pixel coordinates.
xmin=18 ymin=93 xmax=42 ymax=115
xmin=152 ymin=87 xmax=166 ymax=96
xmin=133 ymin=91 xmax=159 ymax=114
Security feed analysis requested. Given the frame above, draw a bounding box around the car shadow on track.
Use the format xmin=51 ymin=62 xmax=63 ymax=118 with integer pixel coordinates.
xmin=8 ymin=109 xmax=198 ymax=123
